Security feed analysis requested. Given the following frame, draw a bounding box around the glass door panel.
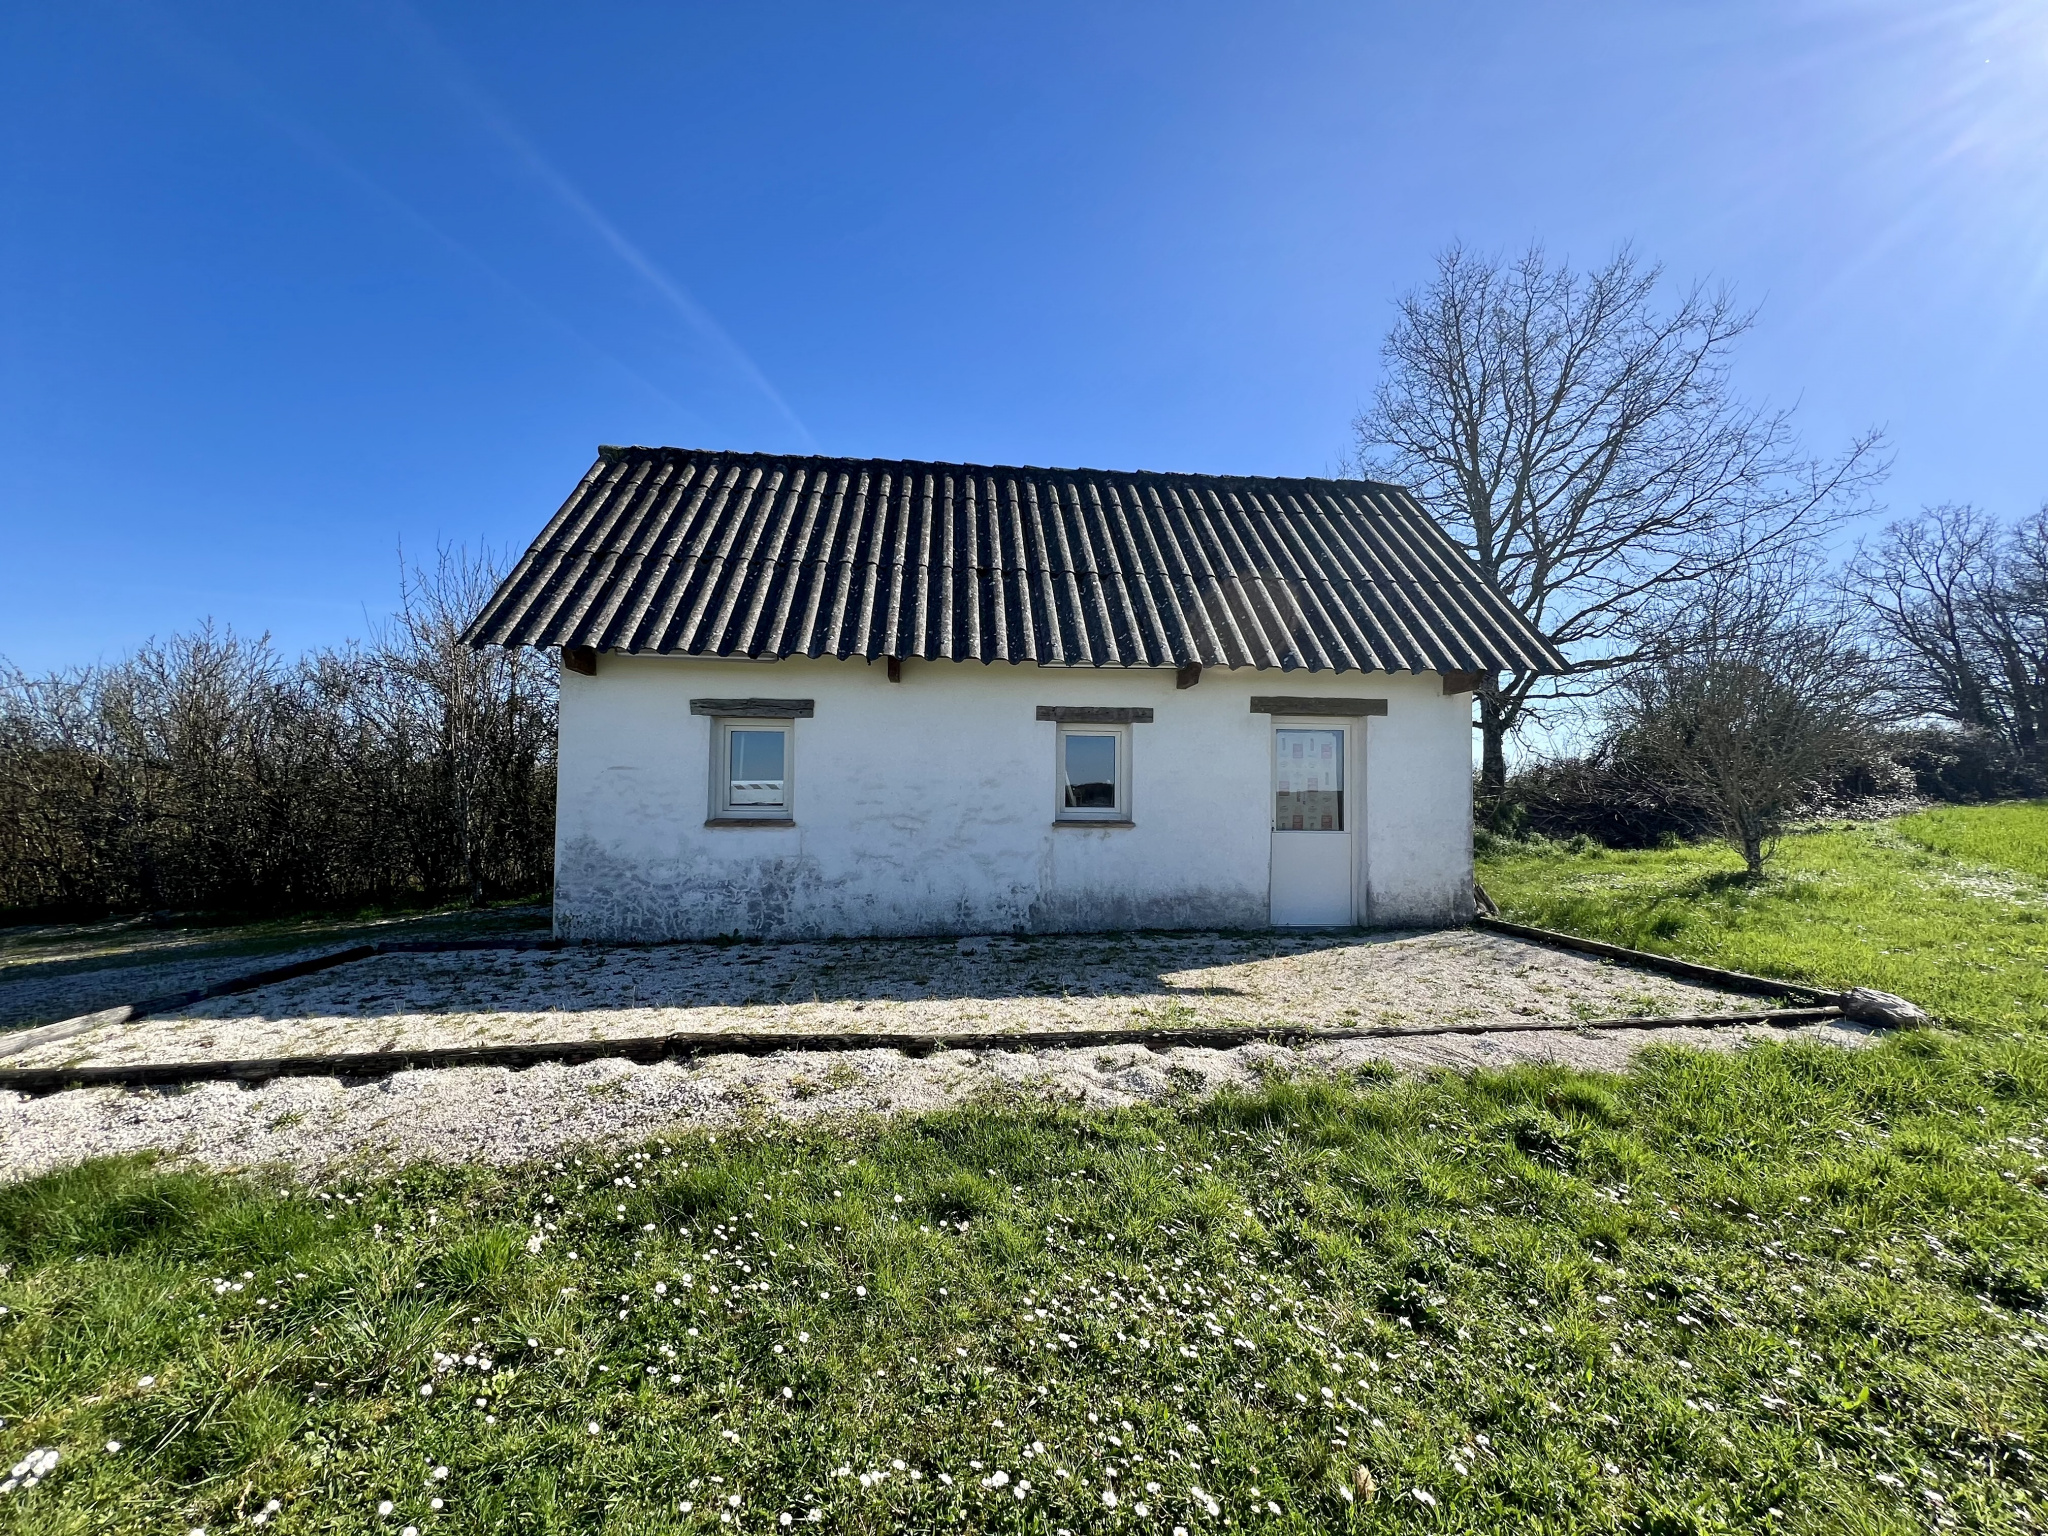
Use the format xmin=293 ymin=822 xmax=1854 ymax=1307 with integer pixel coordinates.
xmin=1273 ymin=728 xmax=1343 ymax=831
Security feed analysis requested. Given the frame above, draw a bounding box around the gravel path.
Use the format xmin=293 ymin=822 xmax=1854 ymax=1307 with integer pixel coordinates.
xmin=0 ymin=925 xmax=1872 ymax=1183
xmin=0 ymin=1019 xmax=1872 ymax=1184
xmin=7 ymin=927 xmax=1781 ymax=1070
xmin=0 ymin=906 xmax=548 ymax=1031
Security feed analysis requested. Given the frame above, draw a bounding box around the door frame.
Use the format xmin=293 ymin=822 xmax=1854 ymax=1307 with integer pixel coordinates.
xmin=1267 ymin=715 xmax=1365 ymax=927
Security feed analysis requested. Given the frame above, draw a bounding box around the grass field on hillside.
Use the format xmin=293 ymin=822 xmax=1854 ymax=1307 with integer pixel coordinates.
xmin=1477 ymin=803 xmax=2048 ymax=1031
xmin=1897 ymin=802 xmax=2048 ymax=885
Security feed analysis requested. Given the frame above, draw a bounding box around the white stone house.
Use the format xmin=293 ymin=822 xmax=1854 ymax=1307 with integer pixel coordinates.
xmin=465 ymin=449 xmax=1559 ymax=940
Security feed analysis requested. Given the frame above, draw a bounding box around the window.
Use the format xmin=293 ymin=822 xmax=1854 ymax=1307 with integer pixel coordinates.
xmin=1274 ymin=727 xmax=1343 ymax=831
xmin=1056 ymin=723 xmax=1129 ymax=822
xmin=712 ymin=719 xmax=793 ymax=821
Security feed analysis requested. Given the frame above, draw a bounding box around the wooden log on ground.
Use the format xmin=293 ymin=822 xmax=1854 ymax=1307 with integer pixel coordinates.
xmin=1472 ymin=916 xmax=1837 ymax=1004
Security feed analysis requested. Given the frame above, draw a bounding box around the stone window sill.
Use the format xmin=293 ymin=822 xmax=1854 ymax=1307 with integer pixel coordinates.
xmin=1053 ymin=819 xmax=1135 ymax=829
xmin=705 ymin=817 xmax=795 ymax=828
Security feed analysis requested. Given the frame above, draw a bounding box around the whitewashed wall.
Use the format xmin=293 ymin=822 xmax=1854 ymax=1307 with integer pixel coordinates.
xmin=552 ymin=656 xmax=1474 ymax=939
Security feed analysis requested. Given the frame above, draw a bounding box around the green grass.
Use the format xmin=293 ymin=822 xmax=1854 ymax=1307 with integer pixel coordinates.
xmin=1897 ymin=801 xmax=2048 ymax=884
xmin=1476 ymin=805 xmax=2048 ymax=1031
xmin=6 ymin=802 xmax=2048 ymax=1532
xmin=3 ymin=1047 xmax=2047 ymax=1534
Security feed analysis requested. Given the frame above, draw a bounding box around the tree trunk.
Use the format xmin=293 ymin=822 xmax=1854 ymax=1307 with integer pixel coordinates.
xmin=1478 ymin=691 xmax=1509 ymax=800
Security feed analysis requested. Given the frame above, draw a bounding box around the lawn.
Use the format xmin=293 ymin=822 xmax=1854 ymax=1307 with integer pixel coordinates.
xmin=4 ymin=1045 xmax=2048 ymax=1535
xmin=2 ymin=806 xmax=2046 ymax=1533
xmin=1476 ymin=803 xmax=2048 ymax=1032
xmin=1898 ymin=803 xmax=2048 ymax=885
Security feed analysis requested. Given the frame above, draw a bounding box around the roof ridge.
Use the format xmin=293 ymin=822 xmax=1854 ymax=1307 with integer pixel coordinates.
xmin=591 ymin=445 xmax=1408 ymax=495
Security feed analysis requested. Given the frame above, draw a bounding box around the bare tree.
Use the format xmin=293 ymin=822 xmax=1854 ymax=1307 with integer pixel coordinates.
xmin=1614 ymin=561 xmax=1890 ymax=876
xmin=1841 ymin=504 xmax=2003 ymax=732
xmin=1845 ymin=504 xmax=2048 ymax=774
xmin=1968 ymin=508 xmax=2048 ymax=772
xmin=1352 ymin=243 xmax=1883 ymax=794
xmin=375 ymin=544 xmax=558 ymax=908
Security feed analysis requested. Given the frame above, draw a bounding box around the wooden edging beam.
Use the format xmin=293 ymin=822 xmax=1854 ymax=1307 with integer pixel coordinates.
xmin=0 ymin=1007 xmax=1849 ymax=1097
xmin=1472 ymin=915 xmax=1836 ymax=1004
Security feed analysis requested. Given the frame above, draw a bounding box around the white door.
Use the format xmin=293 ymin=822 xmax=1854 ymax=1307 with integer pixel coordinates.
xmin=1268 ymin=722 xmax=1355 ymax=926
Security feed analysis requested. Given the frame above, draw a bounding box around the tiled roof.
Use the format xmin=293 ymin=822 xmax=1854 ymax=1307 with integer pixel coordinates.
xmin=463 ymin=448 xmax=1562 ymax=674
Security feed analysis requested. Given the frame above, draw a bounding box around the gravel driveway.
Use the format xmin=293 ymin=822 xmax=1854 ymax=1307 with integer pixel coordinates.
xmin=10 ymin=927 xmax=1784 ymax=1069
xmin=0 ymin=926 xmax=1869 ymax=1182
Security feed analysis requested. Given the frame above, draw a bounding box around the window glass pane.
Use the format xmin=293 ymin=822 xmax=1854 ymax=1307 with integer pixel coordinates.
xmin=1062 ymin=732 xmax=1119 ymax=810
xmin=729 ymin=728 xmax=786 ymax=807
xmin=1274 ymin=728 xmax=1343 ymax=831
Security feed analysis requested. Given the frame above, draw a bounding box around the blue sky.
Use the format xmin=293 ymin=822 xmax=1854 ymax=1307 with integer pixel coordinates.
xmin=2 ymin=0 xmax=2044 ymax=672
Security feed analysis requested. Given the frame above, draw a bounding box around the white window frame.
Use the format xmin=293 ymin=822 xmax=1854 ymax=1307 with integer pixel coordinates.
xmin=710 ymin=717 xmax=795 ymax=823
xmin=1054 ymin=721 xmax=1131 ymax=823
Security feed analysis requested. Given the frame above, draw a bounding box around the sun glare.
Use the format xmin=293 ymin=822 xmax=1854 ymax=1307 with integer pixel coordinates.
xmin=1799 ymin=0 xmax=2048 ymax=317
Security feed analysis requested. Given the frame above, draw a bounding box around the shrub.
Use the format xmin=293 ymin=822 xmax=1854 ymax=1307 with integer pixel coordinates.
xmin=0 ymin=548 xmax=554 ymax=920
xmin=1483 ymin=747 xmax=1718 ymax=850
xmin=1886 ymin=727 xmax=2046 ymax=803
